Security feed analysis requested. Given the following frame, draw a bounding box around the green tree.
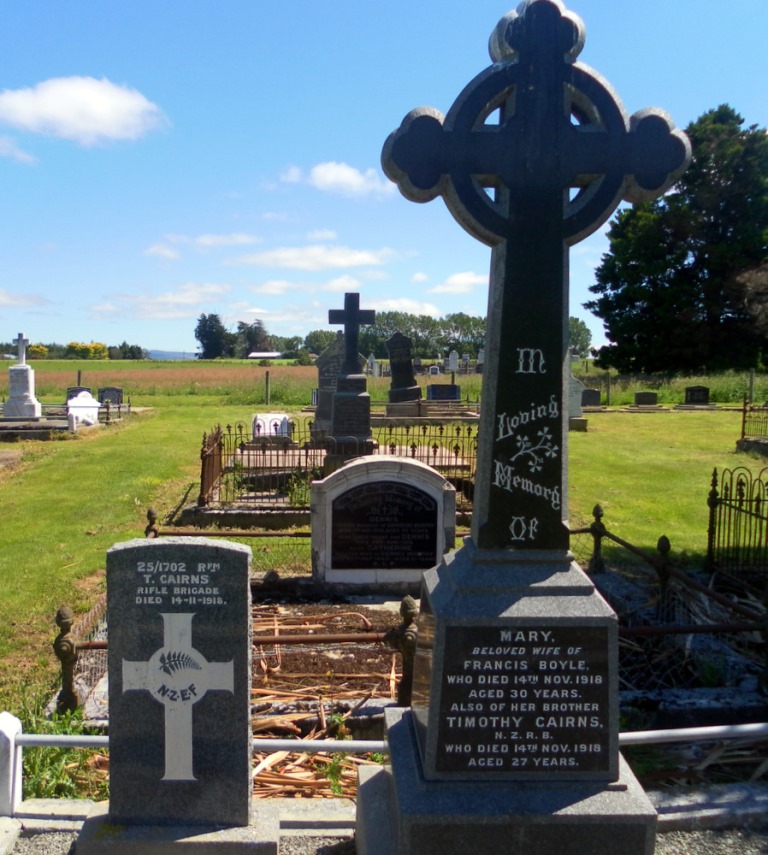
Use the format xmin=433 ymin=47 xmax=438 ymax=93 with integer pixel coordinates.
xmin=568 ymin=318 xmax=592 ymax=358
xmin=585 ymin=105 xmax=768 ymax=373
xmin=234 ymin=320 xmax=270 ymax=358
xmin=303 ymin=329 xmax=338 ymax=355
xmin=194 ymin=313 xmax=234 ymax=359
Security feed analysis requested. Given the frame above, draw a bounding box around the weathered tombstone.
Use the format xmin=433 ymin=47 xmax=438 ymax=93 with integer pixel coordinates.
xmin=66 ymin=386 xmax=91 ymax=400
xmin=98 ymin=386 xmax=124 ymax=406
xmin=582 ymin=388 xmax=602 ymax=408
xmin=476 ymin=348 xmax=485 ymax=373
xmin=413 ymin=356 xmax=423 ymax=374
xmin=252 ymin=412 xmax=291 ymax=439
xmin=386 ymin=332 xmax=422 ymax=403
xmin=312 ymin=457 xmax=455 ymax=592
xmin=447 ymin=349 xmax=460 ymax=372
xmin=569 ymin=373 xmax=587 ymax=431
xmin=358 ymin=2 xmax=690 ymax=853
xmin=67 ymin=390 xmax=101 ymax=426
xmin=76 ymin=538 xmax=275 ymax=852
xmin=685 ymin=385 xmax=710 ymax=405
xmin=634 ymin=391 xmax=659 ymax=407
xmin=3 ymin=333 xmax=41 ymax=419
xmin=426 ymin=384 xmax=461 ymax=401
xmin=326 ymin=292 xmax=376 ymax=462
xmin=311 ymin=332 xmax=345 ymax=437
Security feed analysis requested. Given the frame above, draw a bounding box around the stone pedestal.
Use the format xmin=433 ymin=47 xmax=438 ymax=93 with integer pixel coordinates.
xmin=4 ymin=365 xmax=41 ymax=419
xmin=357 ymin=708 xmax=656 ymax=855
xmin=324 ymin=373 xmax=373 ymax=472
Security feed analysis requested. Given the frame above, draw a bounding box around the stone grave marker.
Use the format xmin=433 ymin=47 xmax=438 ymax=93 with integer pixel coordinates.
xmin=386 ymin=331 xmax=421 ymax=403
xmin=634 ymin=391 xmax=659 ymax=407
xmin=358 ymin=2 xmax=690 ymax=853
xmin=252 ymin=412 xmax=291 ymax=439
xmin=98 ymin=386 xmax=124 ymax=406
xmin=67 ymin=390 xmax=101 ymax=426
xmin=426 ymin=384 xmax=461 ymax=401
xmin=685 ymin=385 xmax=710 ymax=405
xmin=582 ymin=388 xmax=602 ymax=408
xmin=326 ymin=292 xmax=375 ymax=461
xmin=447 ymin=350 xmax=460 ymax=372
xmin=102 ymin=538 xmax=253 ymax=827
xmin=476 ymin=347 xmax=485 ymax=373
xmin=312 ymin=457 xmax=455 ymax=591
xmin=311 ymin=332 xmax=345 ymax=437
xmin=3 ymin=333 xmax=41 ymax=419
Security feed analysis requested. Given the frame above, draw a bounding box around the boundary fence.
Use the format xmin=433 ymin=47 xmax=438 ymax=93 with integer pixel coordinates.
xmin=742 ymin=399 xmax=768 ymax=440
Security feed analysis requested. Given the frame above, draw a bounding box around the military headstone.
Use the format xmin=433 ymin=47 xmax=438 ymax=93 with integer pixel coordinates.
xmin=312 ymin=457 xmax=455 ymax=591
xmin=3 ymin=333 xmax=42 ymax=419
xmin=386 ymin=332 xmax=421 ymax=403
xmin=105 ymin=538 xmax=252 ymax=827
xmin=358 ymin=2 xmax=689 ymax=853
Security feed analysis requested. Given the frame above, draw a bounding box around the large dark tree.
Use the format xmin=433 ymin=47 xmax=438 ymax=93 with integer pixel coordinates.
xmin=194 ymin=313 xmax=234 ymax=359
xmin=585 ymin=105 xmax=768 ymax=373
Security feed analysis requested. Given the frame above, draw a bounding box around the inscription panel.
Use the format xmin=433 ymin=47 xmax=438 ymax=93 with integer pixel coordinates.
xmin=331 ymin=482 xmax=438 ymax=570
xmin=435 ymin=626 xmax=610 ymax=774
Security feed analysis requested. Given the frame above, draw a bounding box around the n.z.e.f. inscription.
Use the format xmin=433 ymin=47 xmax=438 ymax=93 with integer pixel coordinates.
xmin=437 ymin=626 xmax=610 ymax=774
xmin=134 ymin=561 xmax=226 ymax=608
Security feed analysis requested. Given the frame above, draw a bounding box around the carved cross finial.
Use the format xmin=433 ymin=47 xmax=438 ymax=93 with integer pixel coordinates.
xmin=328 ymin=293 xmax=375 ymax=376
xmin=13 ymin=333 xmax=29 ymax=365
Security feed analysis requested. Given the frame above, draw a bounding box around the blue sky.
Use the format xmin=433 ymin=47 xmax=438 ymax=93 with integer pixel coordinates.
xmin=1 ymin=0 xmax=765 ymax=355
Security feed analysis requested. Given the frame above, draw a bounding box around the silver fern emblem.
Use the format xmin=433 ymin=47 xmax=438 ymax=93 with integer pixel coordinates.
xmin=159 ymin=651 xmax=202 ymax=676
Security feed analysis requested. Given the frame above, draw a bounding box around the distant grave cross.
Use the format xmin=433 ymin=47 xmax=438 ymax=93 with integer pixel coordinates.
xmin=13 ymin=333 xmax=29 ymax=365
xmin=383 ymin=0 xmax=689 ymax=551
xmin=122 ymin=612 xmax=234 ymax=782
xmin=328 ymin=292 xmax=375 ymax=376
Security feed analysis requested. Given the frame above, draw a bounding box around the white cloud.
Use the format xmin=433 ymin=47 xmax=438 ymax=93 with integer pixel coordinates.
xmin=90 ymin=282 xmax=230 ymax=320
xmin=324 ymin=275 xmax=362 ymax=292
xmin=194 ymin=233 xmax=260 ymax=248
xmin=280 ymin=166 xmax=302 ymax=184
xmin=0 ymin=135 xmax=35 ymax=164
xmin=231 ymin=244 xmax=393 ymax=271
xmin=144 ymin=243 xmax=180 ymax=260
xmin=0 ymin=77 xmax=167 ymax=146
xmin=307 ymin=229 xmax=337 ymax=241
xmin=374 ymin=298 xmax=441 ymax=316
xmin=308 ymin=162 xmax=395 ymax=198
xmin=0 ymin=288 xmax=49 ymax=307
xmin=429 ymin=271 xmax=487 ymax=294
xmin=250 ymin=280 xmax=306 ymax=296
xmin=411 ymin=272 xmax=429 ymax=284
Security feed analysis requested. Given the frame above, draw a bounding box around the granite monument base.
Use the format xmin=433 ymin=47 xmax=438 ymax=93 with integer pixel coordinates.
xmin=388 ymin=385 xmax=421 ymax=404
xmin=4 ymin=365 xmax=42 ymax=419
xmin=77 ymin=801 xmax=279 ymax=854
xmin=356 ymin=708 xmax=656 ymax=855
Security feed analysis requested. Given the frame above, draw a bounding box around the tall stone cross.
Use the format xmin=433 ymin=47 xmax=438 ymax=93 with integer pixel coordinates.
xmin=13 ymin=333 xmax=29 ymax=365
xmin=328 ymin=292 xmax=375 ymax=377
xmin=382 ymin=0 xmax=690 ymax=552
xmin=122 ymin=612 xmax=234 ymax=782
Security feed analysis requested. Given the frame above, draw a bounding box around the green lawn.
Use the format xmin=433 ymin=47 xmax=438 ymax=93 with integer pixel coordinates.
xmin=0 ymin=396 xmax=763 ymax=711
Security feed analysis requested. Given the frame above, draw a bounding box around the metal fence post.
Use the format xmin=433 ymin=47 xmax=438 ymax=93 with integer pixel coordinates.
xmin=0 ymin=713 xmax=22 ymax=817
xmin=588 ymin=504 xmax=606 ymax=573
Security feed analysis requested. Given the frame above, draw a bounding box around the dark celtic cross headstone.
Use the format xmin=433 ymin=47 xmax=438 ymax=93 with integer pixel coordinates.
xmin=358 ymin=4 xmax=690 ymax=854
xmin=383 ymin=0 xmax=689 ymax=553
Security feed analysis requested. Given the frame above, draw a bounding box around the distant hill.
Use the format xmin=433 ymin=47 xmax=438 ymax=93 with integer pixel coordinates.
xmin=148 ymin=350 xmax=197 ymax=361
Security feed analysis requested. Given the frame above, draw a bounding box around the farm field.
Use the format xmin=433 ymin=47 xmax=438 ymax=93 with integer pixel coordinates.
xmin=0 ymin=360 xmax=765 ymax=714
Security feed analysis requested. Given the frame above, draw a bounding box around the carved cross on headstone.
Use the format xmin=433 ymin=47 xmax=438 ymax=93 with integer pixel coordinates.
xmin=122 ymin=612 xmax=234 ymax=781
xmin=13 ymin=333 xmax=29 ymax=365
xmin=383 ymin=0 xmax=689 ymax=552
xmin=328 ymin=292 xmax=375 ymax=377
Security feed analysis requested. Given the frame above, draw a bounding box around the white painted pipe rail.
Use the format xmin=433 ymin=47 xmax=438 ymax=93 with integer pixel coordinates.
xmin=619 ymin=721 xmax=768 ymax=746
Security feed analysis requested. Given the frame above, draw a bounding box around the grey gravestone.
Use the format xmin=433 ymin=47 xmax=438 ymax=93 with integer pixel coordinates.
xmin=685 ymin=385 xmax=710 ymax=405
xmin=105 ymin=538 xmax=252 ymax=827
xmin=582 ymin=388 xmax=602 ymax=407
xmin=98 ymin=386 xmax=124 ymax=405
xmin=66 ymin=386 xmax=92 ymax=400
xmin=312 ymin=457 xmax=455 ymax=591
xmin=386 ymin=332 xmax=421 ymax=403
xmin=426 ymin=384 xmax=461 ymax=402
xmin=312 ymin=332 xmax=345 ymax=436
xmin=634 ymin=391 xmax=658 ymax=406
xmin=4 ymin=333 xmax=41 ymax=419
xmin=359 ymin=1 xmax=689 ymax=853
xmin=448 ymin=350 xmax=460 ymax=372
xmin=327 ymin=292 xmax=375 ymax=450
xmin=476 ymin=348 xmax=485 ymax=373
